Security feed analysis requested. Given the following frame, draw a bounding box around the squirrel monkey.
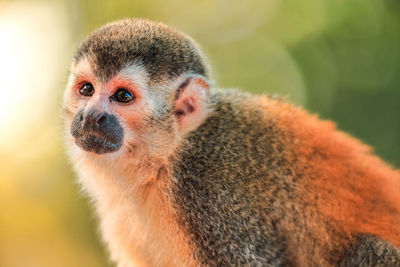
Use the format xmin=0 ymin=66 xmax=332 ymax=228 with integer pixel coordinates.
xmin=63 ymin=19 xmax=400 ymax=266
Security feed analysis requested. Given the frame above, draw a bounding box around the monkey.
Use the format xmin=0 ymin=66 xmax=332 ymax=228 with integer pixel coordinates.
xmin=63 ymin=18 xmax=400 ymax=266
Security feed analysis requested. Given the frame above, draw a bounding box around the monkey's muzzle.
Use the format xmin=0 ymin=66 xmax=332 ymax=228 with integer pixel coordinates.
xmin=70 ymin=109 xmax=124 ymax=154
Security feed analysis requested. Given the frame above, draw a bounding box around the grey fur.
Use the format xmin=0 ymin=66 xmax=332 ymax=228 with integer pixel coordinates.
xmin=74 ymin=19 xmax=209 ymax=83
xmin=172 ymin=91 xmax=290 ymax=265
xmin=172 ymin=90 xmax=400 ymax=266
xmin=339 ymin=234 xmax=400 ymax=267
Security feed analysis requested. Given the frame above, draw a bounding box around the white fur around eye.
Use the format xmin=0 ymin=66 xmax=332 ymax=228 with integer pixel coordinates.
xmin=118 ymin=63 xmax=149 ymax=92
xmin=117 ymin=63 xmax=162 ymax=113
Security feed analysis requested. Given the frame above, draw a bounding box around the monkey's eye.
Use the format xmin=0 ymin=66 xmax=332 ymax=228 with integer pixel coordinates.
xmin=79 ymin=83 xmax=95 ymax=96
xmin=112 ymin=88 xmax=134 ymax=103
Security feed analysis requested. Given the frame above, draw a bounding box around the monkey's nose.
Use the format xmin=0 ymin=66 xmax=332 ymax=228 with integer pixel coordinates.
xmin=95 ymin=113 xmax=107 ymax=127
xmin=84 ymin=112 xmax=109 ymax=129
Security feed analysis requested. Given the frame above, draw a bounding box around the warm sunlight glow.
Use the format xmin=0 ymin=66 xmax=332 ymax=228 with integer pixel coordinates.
xmin=0 ymin=3 xmax=69 ymax=151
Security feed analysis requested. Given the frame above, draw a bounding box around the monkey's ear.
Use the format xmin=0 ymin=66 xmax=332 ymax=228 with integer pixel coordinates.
xmin=174 ymin=77 xmax=210 ymax=133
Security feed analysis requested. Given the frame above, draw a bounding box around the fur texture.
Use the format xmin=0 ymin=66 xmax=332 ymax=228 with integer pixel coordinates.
xmin=74 ymin=19 xmax=209 ymax=83
xmin=64 ymin=18 xmax=400 ymax=266
xmin=172 ymin=90 xmax=400 ymax=266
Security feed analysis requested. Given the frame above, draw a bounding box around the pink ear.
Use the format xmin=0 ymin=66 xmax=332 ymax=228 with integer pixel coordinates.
xmin=174 ymin=77 xmax=210 ymax=133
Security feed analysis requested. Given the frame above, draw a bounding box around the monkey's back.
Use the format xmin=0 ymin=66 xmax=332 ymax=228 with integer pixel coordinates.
xmin=172 ymin=90 xmax=400 ymax=266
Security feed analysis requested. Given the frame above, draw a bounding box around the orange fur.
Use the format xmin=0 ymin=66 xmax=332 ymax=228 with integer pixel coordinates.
xmin=261 ymin=97 xmax=400 ymax=247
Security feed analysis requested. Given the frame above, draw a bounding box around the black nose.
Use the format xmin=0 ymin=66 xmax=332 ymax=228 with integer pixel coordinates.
xmin=83 ymin=111 xmax=109 ymax=129
xmin=95 ymin=113 xmax=107 ymax=127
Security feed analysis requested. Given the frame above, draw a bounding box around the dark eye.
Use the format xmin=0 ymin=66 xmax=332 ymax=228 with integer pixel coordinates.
xmin=79 ymin=83 xmax=94 ymax=96
xmin=113 ymin=88 xmax=134 ymax=103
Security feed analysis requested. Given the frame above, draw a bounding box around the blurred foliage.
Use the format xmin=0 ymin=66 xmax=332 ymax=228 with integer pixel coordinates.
xmin=0 ymin=0 xmax=399 ymax=266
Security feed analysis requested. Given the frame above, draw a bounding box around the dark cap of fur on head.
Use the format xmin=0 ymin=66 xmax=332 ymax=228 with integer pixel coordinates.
xmin=74 ymin=19 xmax=209 ymax=83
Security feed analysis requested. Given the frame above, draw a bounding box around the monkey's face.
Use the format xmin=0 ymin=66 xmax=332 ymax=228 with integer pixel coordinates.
xmin=64 ymin=19 xmax=211 ymax=162
xmin=64 ymin=59 xmax=178 ymax=157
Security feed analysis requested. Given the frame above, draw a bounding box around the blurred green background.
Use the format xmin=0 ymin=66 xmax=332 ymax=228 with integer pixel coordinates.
xmin=0 ymin=0 xmax=399 ymax=266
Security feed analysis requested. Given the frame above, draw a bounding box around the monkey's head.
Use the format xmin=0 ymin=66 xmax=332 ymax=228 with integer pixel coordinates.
xmin=64 ymin=19 xmax=211 ymax=162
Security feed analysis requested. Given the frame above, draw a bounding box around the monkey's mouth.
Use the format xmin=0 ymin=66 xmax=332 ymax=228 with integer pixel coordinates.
xmin=70 ymin=110 xmax=124 ymax=154
xmin=73 ymin=132 xmax=123 ymax=154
